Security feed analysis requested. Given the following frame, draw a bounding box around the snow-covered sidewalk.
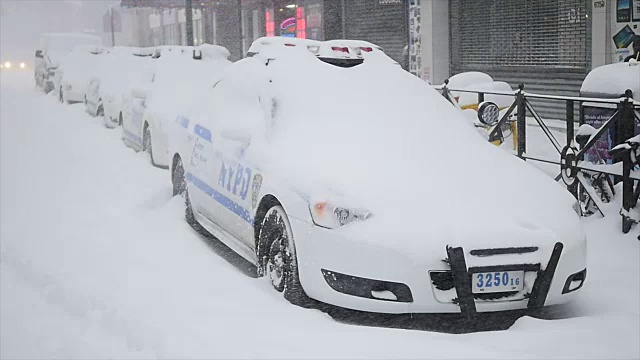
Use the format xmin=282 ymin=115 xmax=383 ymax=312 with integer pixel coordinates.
xmin=1 ymin=72 xmax=638 ymax=359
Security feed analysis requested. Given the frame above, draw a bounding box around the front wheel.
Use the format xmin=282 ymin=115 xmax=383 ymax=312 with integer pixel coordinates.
xmin=142 ymin=124 xmax=155 ymax=165
xmin=258 ymin=205 xmax=311 ymax=307
xmin=172 ymin=157 xmax=186 ymax=196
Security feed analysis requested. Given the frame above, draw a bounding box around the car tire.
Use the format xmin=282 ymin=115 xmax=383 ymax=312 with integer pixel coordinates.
xmin=44 ymin=81 xmax=53 ymax=94
xmin=172 ymin=157 xmax=186 ymax=196
xmin=142 ymin=123 xmax=156 ymax=165
xmin=259 ymin=205 xmax=311 ymax=307
xmin=174 ymin=159 xmax=208 ymax=235
xmin=184 ymin=189 xmax=207 ymax=235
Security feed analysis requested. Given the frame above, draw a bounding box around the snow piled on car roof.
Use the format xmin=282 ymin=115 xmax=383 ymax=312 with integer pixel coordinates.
xmin=144 ymin=47 xmax=232 ymax=133
xmin=208 ymin=48 xmax=584 ymax=252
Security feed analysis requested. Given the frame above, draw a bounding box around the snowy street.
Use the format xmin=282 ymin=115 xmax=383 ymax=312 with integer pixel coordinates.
xmin=1 ymin=72 xmax=639 ymax=359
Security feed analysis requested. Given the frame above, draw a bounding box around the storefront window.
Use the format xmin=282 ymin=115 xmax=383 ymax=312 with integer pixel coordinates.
xmin=265 ymin=8 xmax=275 ymax=36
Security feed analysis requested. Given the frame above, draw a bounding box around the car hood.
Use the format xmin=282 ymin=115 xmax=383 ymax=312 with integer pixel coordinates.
xmin=247 ymin=54 xmax=583 ymax=249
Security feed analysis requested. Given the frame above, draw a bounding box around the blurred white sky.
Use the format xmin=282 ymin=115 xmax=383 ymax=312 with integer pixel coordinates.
xmin=1 ymin=0 xmax=119 ymax=61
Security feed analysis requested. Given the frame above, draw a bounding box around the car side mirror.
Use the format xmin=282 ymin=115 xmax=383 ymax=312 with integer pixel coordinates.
xmin=35 ymin=50 xmax=43 ymax=58
xmin=477 ymin=101 xmax=500 ymax=126
xmin=220 ymin=128 xmax=251 ymax=147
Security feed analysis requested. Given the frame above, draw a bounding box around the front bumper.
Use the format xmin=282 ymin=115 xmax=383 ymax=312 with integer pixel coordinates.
xmin=290 ymin=218 xmax=586 ymax=314
xmin=150 ymin=123 xmax=170 ymax=167
xmin=103 ymin=98 xmax=120 ymax=127
xmin=64 ymin=87 xmax=85 ymax=103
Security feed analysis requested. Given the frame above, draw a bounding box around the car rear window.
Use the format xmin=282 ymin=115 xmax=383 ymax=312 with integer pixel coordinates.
xmin=317 ymin=57 xmax=363 ymax=68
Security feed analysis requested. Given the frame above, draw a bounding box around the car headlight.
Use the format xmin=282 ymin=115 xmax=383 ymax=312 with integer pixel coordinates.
xmin=19 ymin=62 xmax=26 ymax=69
xmin=4 ymin=61 xmax=11 ymax=69
xmin=309 ymin=202 xmax=371 ymax=229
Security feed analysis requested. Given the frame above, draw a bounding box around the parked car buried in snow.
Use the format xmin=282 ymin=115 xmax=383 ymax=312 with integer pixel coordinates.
xmin=168 ymin=43 xmax=587 ymax=315
xmin=34 ymin=32 xmax=102 ymax=94
xmin=246 ymin=36 xmax=396 ymax=66
xmin=121 ymin=45 xmax=231 ymax=168
xmin=85 ymin=46 xmax=155 ymax=122
xmin=53 ymin=45 xmax=106 ymax=104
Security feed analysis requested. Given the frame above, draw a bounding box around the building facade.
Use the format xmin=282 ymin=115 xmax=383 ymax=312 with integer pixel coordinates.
xmin=419 ymin=0 xmax=638 ymax=118
xmin=122 ymin=0 xmax=638 ymax=117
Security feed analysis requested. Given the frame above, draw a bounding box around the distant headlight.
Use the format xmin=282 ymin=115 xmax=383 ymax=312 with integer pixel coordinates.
xmin=19 ymin=62 xmax=26 ymax=69
xmin=309 ymin=202 xmax=371 ymax=229
xmin=4 ymin=61 xmax=11 ymax=69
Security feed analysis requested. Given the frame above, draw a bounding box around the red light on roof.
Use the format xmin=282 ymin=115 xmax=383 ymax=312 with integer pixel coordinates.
xmin=331 ymin=46 xmax=349 ymax=53
xmin=360 ymin=47 xmax=373 ymax=52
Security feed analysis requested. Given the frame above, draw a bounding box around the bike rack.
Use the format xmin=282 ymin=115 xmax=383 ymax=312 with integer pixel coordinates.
xmin=437 ymin=81 xmax=640 ymax=234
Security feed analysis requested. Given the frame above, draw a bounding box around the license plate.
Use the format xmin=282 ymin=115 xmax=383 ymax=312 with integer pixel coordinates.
xmin=472 ymin=271 xmax=524 ymax=294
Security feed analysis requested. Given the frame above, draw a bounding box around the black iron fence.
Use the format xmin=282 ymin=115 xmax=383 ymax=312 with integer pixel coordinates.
xmin=436 ymin=81 xmax=640 ymax=235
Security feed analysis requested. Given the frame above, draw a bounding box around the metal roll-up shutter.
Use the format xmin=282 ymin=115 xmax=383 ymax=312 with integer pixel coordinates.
xmin=450 ymin=0 xmax=591 ymax=120
xmin=344 ymin=0 xmax=408 ymax=66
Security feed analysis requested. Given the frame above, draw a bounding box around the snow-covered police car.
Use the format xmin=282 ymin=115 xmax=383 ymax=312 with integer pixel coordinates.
xmin=120 ymin=45 xmax=231 ymax=168
xmin=168 ymin=40 xmax=587 ymax=314
xmin=85 ymin=46 xmax=154 ymax=123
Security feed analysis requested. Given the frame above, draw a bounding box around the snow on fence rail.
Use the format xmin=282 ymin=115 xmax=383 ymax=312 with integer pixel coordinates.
xmin=436 ymin=81 xmax=640 ymax=235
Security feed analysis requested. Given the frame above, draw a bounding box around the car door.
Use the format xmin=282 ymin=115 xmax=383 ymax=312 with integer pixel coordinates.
xmin=189 ymin=80 xmax=259 ymax=248
xmin=125 ymin=92 xmax=147 ymax=150
xmin=185 ymin=114 xmax=217 ymax=220
xmin=123 ymin=71 xmax=154 ymax=150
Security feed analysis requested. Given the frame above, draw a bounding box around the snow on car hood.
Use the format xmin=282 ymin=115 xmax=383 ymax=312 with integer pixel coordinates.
xmin=58 ymin=50 xmax=107 ymax=87
xmin=247 ymin=52 xmax=583 ymax=248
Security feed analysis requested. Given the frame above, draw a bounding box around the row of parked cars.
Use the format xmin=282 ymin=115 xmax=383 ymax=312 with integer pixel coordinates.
xmin=36 ymin=34 xmax=587 ymax=316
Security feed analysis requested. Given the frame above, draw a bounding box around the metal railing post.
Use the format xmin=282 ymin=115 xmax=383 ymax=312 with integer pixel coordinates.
xmin=621 ymin=89 xmax=635 ymax=234
xmin=516 ymin=84 xmax=526 ymax=159
xmin=566 ymin=100 xmax=574 ymax=146
xmin=441 ymin=79 xmax=453 ymax=105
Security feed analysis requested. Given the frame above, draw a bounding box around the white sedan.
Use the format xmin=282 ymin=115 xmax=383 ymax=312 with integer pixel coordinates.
xmin=168 ymin=43 xmax=587 ymax=314
xmin=53 ymin=45 xmax=106 ymax=104
xmin=120 ymin=45 xmax=231 ymax=168
xmin=85 ymin=47 xmax=154 ymax=124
